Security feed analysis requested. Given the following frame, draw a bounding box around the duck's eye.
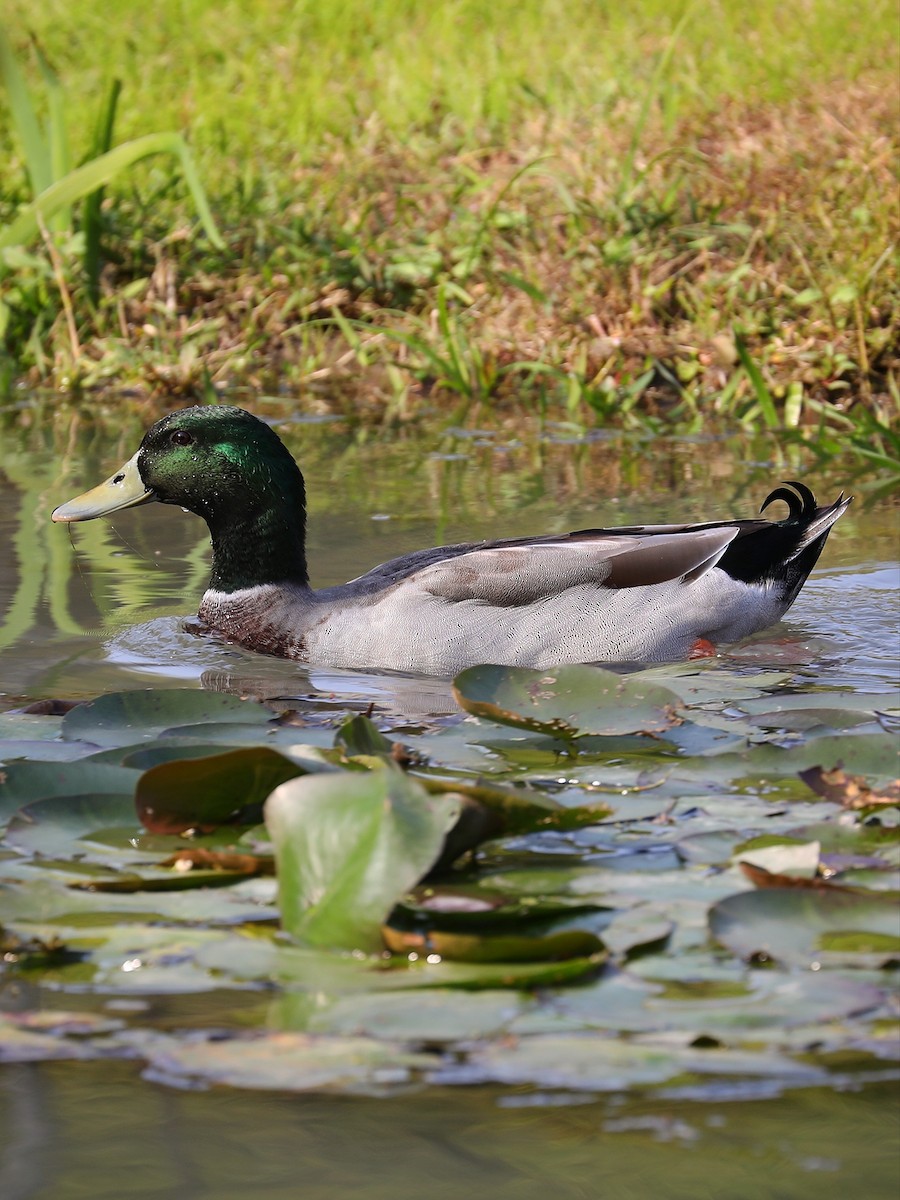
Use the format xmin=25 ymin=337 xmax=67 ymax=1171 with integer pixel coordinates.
xmin=170 ymin=430 xmax=194 ymax=446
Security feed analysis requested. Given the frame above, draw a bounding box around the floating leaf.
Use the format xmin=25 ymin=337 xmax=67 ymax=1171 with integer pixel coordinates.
xmin=61 ymin=689 xmax=271 ymax=748
xmin=0 ymin=761 xmax=139 ymax=820
xmin=159 ymin=848 xmax=274 ymax=876
xmin=709 ymin=888 xmax=900 ymax=967
xmin=306 ymin=989 xmax=525 ymax=1042
xmin=4 ymin=793 xmax=140 ymax=861
xmin=381 ymin=924 xmax=604 ymax=963
xmin=509 ymin=968 xmax=884 ymax=1036
xmin=135 ymin=746 xmax=314 ymax=834
xmin=398 ymin=885 xmax=599 ymax=927
xmin=431 ymin=1032 xmax=826 ymax=1091
xmin=0 ymin=739 xmax=97 ymax=763
xmin=453 ymin=665 xmax=680 ymax=737
xmin=121 ymin=742 xmax=253 ymax=770
xmin=196 ymin=934 xmax=602 ymax=992
xmin=142 ymin=1031 xmax=435 ymax=1094
xmin=265 ymin=768 xmax=461 ymax=952
xmin=419 ymin=776 xmax=613 ymax=835
xmin=599 ymin=906 xmax=673 ymax=958
xmin=334 ymin=714 xmax=397 ymax=759
xmin=0 ymin=1015 xmax=108 ymax=1062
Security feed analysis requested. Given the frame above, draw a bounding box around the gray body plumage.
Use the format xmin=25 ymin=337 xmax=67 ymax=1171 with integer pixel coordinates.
xmin=51 ymin=405 xmax=850 ymax=677
xmin=198 ymin=524 xmax=807 ymax=674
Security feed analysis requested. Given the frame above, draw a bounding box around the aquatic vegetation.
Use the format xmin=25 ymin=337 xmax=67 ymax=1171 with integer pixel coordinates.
xmin=0 ymin=670 xmax=897 ymax=1098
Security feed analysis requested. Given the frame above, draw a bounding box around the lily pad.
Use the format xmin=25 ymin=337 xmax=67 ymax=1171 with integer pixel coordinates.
xmin=61 ymin=689 xmax=272 ymax=748
xmin=0 ymin=761 xmax=140 ymax=821
xmin=453 ymin=665 xmax=680 ymax=738
xmin=709 ymin=887 xmax=900 ymax=967
xmin=135 ymin=746 xmax=315 ymax=834
xmin=265 ymin=768 xmax=461 ymax=952
xmin=196 ymin=934 xmax=603 ymax=992
xmin=431 ymin=1032 xmax=826 ymax=1091
xmin=306 ymin=988 xmax=526 ymax=1042
xmin=3 ymin=794 xmax=141 ymax=861
xmin=382 ymin=924 xmax=604 ymax=964
xmin=142 ymin=1031 xmax=436 ymax=1094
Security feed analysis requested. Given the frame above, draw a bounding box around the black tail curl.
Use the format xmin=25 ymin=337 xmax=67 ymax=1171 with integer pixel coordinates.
xmin=719 ymin=481 xmax=851 ymax=603
xmin=759 ymin=480 xmax=818 ymax=521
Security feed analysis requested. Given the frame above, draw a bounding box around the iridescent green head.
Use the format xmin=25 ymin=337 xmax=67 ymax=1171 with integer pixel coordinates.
xmin=53 ymin=406 xmax=309 ymax=591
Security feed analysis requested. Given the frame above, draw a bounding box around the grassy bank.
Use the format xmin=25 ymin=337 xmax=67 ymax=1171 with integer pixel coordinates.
xmin=0 ymin=1 xmax=897 ymax=466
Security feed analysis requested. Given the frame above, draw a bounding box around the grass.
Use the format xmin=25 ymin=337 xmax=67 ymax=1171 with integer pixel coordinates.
xmin=0 ymin=0 xmax=897 ymax=468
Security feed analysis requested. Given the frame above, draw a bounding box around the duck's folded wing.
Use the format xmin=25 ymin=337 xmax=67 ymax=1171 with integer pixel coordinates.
xmin=412 ymin=527 xmax=739 ymax=605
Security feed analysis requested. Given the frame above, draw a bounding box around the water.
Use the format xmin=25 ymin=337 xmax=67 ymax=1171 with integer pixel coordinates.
xmin=1 ymin=401 xmax=898 ymax=1198
xmin=2 ymin=1063 xmax=897 ymax=1200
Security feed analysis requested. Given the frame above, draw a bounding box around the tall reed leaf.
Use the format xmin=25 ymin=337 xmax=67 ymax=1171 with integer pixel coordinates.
xmin=83 ymin=79 xmax=123 ymax=304
xmin=734 ymin=332 xmax=779 ymax=430
xmin=0 ymin=30 xmax=52 ymax=196
xmin=0 ymin=133 xmax=224 ymax=254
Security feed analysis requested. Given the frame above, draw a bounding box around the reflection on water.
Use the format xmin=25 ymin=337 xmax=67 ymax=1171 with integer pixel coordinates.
xmin=2 ymin=400 xmax=897 ymax=707
xmin=1 ymin=1061 xmax=897 ymax=1200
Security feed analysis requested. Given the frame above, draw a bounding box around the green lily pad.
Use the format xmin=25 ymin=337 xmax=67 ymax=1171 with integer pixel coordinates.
xmin=0 ymin=714 xmax=65 ymax=741
xmin=639 ymin=665 xmax=793 ymax=703
xmin=135 ymin=746 xmax=316 ymax=834
xmin=383 ymin=924 xmax=605 ymax=964
xmin=508 ymin=968 xmax=885 ymax=1037
xmin=600 ymin=906 xmax=674 ymax=958
xmin=196 ymin=934 xmax=603 ymax=992
xmin=453 ymin=665 xmax=680 ymax=738
xmin=0 ymin=1014 xmax=113 ymax=1062
xmin=397 ymin=885 xmax=600 ymax=928
xmin=709 ymin=887 xmax=900 ymax=967
xmin=305 ymin=988 xmax=527 ymax=1042
xmin=61 ymin=689 xmax=272 ymax=748
xmin=3 ymin=794 xmax=140 ymax=861
xmin=0 ymin=761 xmax=140 ymax=821
xmin=265 ymin=768 xmax=461 ymax=952
xmin=419 ymin=776 xmax=613 ymax=835
xmin=431 ymin=1032 xmax=826 ymax=1091
xmin=0 ymin=740 xmax=98 ymax=764
xmin=334 ymin=714 xmax=397 ymax=758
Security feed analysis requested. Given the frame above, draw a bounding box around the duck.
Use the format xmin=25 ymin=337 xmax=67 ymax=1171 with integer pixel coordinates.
xmin=52 ymin=405 xmax=850 ymax=676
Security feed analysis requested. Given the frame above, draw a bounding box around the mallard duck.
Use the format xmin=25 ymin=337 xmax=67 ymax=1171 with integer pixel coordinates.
xmin=52 ymin=405 xmax=850 ymax=675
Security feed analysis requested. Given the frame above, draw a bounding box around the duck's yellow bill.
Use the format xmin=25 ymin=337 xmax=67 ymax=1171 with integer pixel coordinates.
xmin=51 ymin=452 xmax=154 ymax=522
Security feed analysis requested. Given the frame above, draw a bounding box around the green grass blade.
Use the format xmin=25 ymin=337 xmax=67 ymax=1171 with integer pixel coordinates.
xmin=0 ymin=28 xmax=51 ymax=195
xmin=83 ymin=78 xmax=122 ymax=304
xmin=0 ymin=132 xmax=224 ymax=253
xmin=32 ymin=37 xmax=71 ymax=231
xmin=734 ymin=331 xmax=779 ymax=430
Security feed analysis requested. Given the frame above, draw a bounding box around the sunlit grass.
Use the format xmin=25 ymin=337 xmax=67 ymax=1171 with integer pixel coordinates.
xmin=0 ymin=0 xmax=897 ymax=472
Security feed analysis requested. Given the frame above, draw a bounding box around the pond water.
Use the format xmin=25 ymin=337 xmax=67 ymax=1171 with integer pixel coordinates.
xmin=1 ymin=400 xmax=898 ymax=1199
